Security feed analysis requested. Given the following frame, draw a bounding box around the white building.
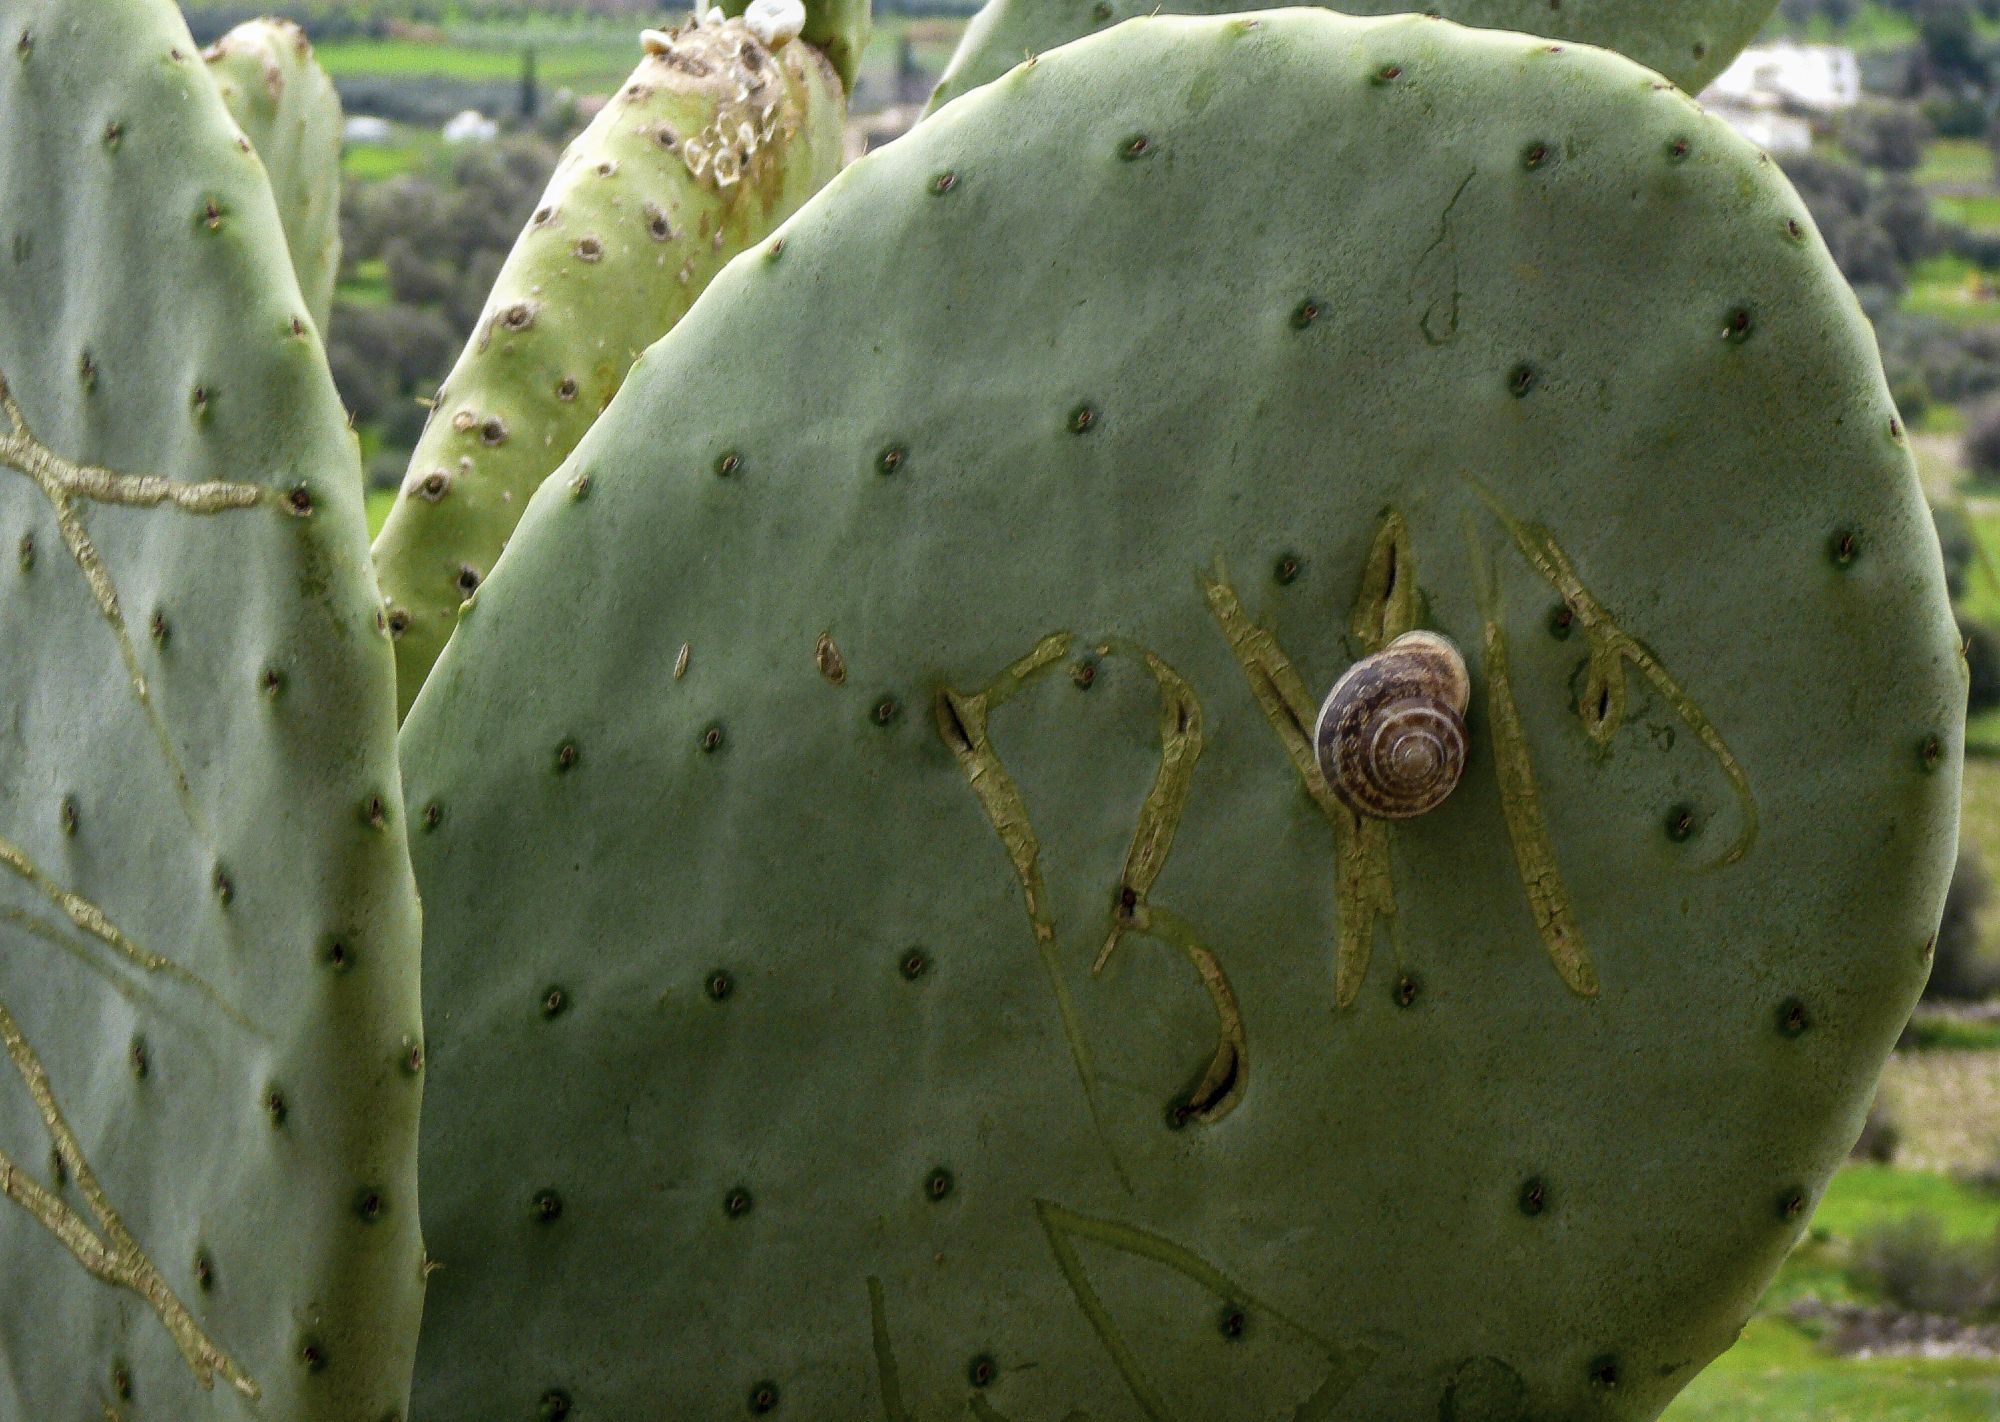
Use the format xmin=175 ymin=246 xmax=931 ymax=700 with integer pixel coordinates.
xmin=442 ymin=109 xmax=500 ymax=144
xmin=343 ymin=114 xmax=394 ymax=145
xmin=1703 ymin=43 xmax=1862 ymax=114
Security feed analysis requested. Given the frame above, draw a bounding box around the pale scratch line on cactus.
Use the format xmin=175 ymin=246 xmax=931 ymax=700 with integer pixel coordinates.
xmin=0 ymin=906 xmax=169 ymax=1021
xmin=867 ymin=1276 xmax=911 ymax=1422
xmin=1200 ymin=545 xmax=1400 ymax=1010
xmin=1473 ymin=597 xmax=1597 ymax=997
xmin=0 ymin=373 xmax=280 ymax=831
xmin=1467 ymin=477 xmax=1758 ymax=867
xmin=1033 ymin=1199 xmax=1374 ymax=1422
xmin=0 ymin=833 xmax=258 ymax=1034
xmin=936 ymin=632 xmax=1131 ymax=1192
xmin=0 ymin=998 xmax=259 ymax=1399
xmin=1091 ymin=648 xmax=1244 ymax=1124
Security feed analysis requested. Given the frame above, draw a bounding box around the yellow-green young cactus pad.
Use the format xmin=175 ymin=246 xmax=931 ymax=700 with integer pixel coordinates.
xmin=404 ymin=11 xmax=1958 ymax=1420
xmin=0 ymin=0 xmax=423 ymax=1416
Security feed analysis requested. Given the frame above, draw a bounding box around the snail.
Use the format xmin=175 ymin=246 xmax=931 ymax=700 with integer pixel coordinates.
xmin=1314 ymin=630 xmax=1471 ymax=820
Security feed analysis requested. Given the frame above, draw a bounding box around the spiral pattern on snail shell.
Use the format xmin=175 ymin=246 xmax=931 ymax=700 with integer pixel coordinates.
xmin=1314 ymin=630 xmax=1471 ymax=820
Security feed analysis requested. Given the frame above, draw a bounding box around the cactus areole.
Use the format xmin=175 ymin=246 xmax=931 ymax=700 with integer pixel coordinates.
xmin=403 ymin=10 xmax=1960 ymax=1420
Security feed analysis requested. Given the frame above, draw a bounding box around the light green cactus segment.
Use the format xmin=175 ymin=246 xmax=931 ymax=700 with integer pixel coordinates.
xmin=0 ymin=1 xmax=424 ymax=1417
xmin=718 ymin=0 xmax=872 ymax=92
xmin=404 ymin=11 xmax=1957 ymax=1420
xmin=929 ymin=0 xmax=1775 ymax=112
xmin=371 ymin=19 xmax=845 ymax=721
xmin=203 ymin=18 xmax=343 ymax=334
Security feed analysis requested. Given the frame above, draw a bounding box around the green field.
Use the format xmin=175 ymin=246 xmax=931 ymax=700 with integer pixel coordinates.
xmin=1918 ymin=138 xmax=1996 ymax=190
xmin=316 ymin=33 xmax=634 ymax=89
xmin=1936 ymin=192 xmax=2000 ymax=234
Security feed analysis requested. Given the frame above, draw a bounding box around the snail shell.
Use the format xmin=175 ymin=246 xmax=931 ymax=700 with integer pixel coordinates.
xmin=1314 ymin=630 xmax=1471 ymax=820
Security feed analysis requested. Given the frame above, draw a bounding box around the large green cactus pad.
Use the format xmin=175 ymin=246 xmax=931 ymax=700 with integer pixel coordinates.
xmin=204 ymin=19 xmax=343 ymax=335
xmin=0 ymin=2 xmax=423 ymax=1417
xmin=404 ymin=12 xmax=1958 ymax=1419
xmin=929 ymin=0 xmax=1776 ymax=111
xmin=372 ymin=18 xmax=845 ymax=719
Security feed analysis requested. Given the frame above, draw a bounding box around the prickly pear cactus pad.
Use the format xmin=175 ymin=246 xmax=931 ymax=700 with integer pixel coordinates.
xmin=929 ymin=0 xmax=1775 ymax=112
xmin=204 ymin=18 xmax=343 ymax=336
xmin=404 ymin=11 xmax=1958 ymax=1420
xmin=371 ymin=17 xmax=845 ymax=720
xmin=0 ymin=1 xmax=423 ymax=1417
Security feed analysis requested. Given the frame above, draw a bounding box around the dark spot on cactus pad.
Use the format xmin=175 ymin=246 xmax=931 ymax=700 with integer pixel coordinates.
xmin=456 ymin=564 xmax=482 ymax=598
xmin=1918 ymin=734 xmax=1945 ymax=772
xmin=1520 ymin=141 xmax=1549 ymax=170
xmin=724 ymin=1186 xmax=754 ymax=1219
xmin=872 ymin=695 xmax=901 ymax=727
xmin=554 ymin=740 xmax=579 ymax=773
xmin=500 ymin=302 xmax=536 ymax=333
xmin=533 ymin=1189 xmax=563 ymax=1223
xmin=1777 ymin=1187 xmax=1808 ymax=1221
xmin=1776 ymin=998 xmax=1810 ymax=1038
xmin=925 ymin=1167 xmax=954 ymax=1201
xmin=766 ymin=238 xmax=785 ymax=261
xmin=900 ymin=948 xmax=930 ymax=980
xmin=645 ymin=204 xmax=674 ymax=240
xmin=574 ymin=237 xmax=603 ymax=263
xmin=706 ymin=969 xmax=735 ymax=1002
xmin=193 ymin=1248 xmax=215 ymax=1292
xmin=556 ymin=377 xmax=579 ymax=403
xmin=212 ymin=864 xmax=234 ymax=905
xmin=532 ymin=205 xmax=555 ymax=227
xmin=701 ymin=723 xmax=726 ymax=753
xmin=298 ymin=1337 xmax=328 ymax=1373
xmin=325 ymin=939 xmax=352 ymax=972
xmin=1071 ymin=658 xmax=1098 ymax=690
xmin=877 ymin=444 xmax=906 ymax=475
xmin=1068 ymin=404 xmax=1097 ymax=434
xmin=128 ymin=1036 xmax=148 ymax=1080
xmin=748 ymin=1380 xmax=779 ymax=1413
xmin=1665 ymin=805 xmax=1698 ymax=843
xmin=260 ymin=666 xmax=284 ymax=698
xmin=111 ymin=1361 xmax=132 ymax=1400
xmin=1120 ymin=134 xmax=1151 ymax=160
xmin=102 ymin=120 xmax=122 ymax=149
xmin=480 ymin=416 xmax=508 ymax=447
xmin=48 ymin=1147 xmax=64 ymax=1188
xmin=190 ymin=385 xmax=210 ymax=419
xmin=1518 ymin=1177 xmax=1547 ymax=1216
xmin=1693 ymin=40 xmax=1709 ymax=57
xmin=290 ymin=316 xmax=306 ymax=338
xmin=1666 ymin=136 xmax=1691 ymax=162
xmin=414 ymin=469 xmax=451 ymax=502
xmin=1587 ymin=1355 xmax=1620 ymax=1391
xmin=1828 ymin=529 xmax=1860 ymax=567
xmin=422 ymin=800 xmax=444 ymax=831
xmin=1547 ymin=603 xmax=1574 ymax=639
xmin=1273 ymin=553 xmax=1302 ymax=586
xmin=1217 ymin=1305 xmax=1248 ymax=1340
xmin=286 ymin=484 xmax=314 ymax=516
xmin=354 ymin=1187 xmax=388 ymax=1223
xmin=146 ymin=608 xmax=169 ymax=645
xmin=541 ymin=986 xmax=569 ymax=1019
xmin=200 ymin=199 xmax=224 ymax=231
xmin=77 ymin=351 xmax=96 ymax=391
xmin=1092 ymin=1 xmax=1113 ymax=18
xmin=1721 ymin=306 xmax=1753 ymax=344
xmin=1508 ymin=363 xmax=1535 ymax=398
xmin=539 ymin=1389 xmax=573 ymax=1421
xmin=58 ymin=796 xmax=77 ymax=837
xmin=931 ymin=171 xmax=959 ymax=195
xmin=1166 ymin=1098 xmax=1196 ymax=1130
xmin=1393 ymin=974 xmax=1420 ymax=1008
xmin=15 ymin=534 xmax=31 ymax=573
xmin=1785 ymin=218 xmax=1805 ymax=242
xmin=967 ymin=1355 xmax=998 ymax=1388
xmin=266 ymin=1087 xmax=288 ymax=1126
xmin=1889 ymin=415 xmax=1904 ymax=441
xmin=1291 ymin=299 xmax=1320 ymax=330
xmin=568 ymin=472 xmax=591 ymax=501
xmin=387 ymin=608 xmax=411 ymax=639
xmin=716 ymin=451 xmax=742 ymax=477
xmin=1371 ymin=63 xmax=1403 ymax=84
xmin=595 ymin=159 xmax=617 ymax=177
xmin=401 ymin=1037 xmax=425 ymax=1076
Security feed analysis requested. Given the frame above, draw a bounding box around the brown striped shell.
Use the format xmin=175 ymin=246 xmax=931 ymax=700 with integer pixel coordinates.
xmin=1314 ymin=630 xmax=1471 ymax=820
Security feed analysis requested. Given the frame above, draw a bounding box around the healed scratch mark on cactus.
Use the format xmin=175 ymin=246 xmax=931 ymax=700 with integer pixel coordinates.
xmin=867 ymin=1275 xmax=911 ymax=1422
xmin=0 ymin=374 xmax=278 ymax=829
xmin=1469 ymin=478 xmax=1758 ymax=867
xmin=1480 ymin=619 xmax=1597 ymax=997
xmin=1090 ymin=648 xmax=1244 ymax=1123
xmin=1412 ymin=169 xmax=1475 ymax=348
xmin=937 ymin=631 xmax=1130 ymax=1190
xmin=0 ymin=833 xmax=257 ymax=1033
xmin=0 ymin=998 xmax=258 ymax=1399
xmin=1033 ymin=1199 xmax=1373 ymax=1422
xmin=1 ymin=907 xmax=169 ymax=1022
xmin=1202 ymin=540 xmax=1403 ymax=1010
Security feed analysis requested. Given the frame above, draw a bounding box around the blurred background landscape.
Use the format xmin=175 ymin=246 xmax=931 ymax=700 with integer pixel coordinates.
xmin=185 ymin=0 xmax=2000 ymax=1412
